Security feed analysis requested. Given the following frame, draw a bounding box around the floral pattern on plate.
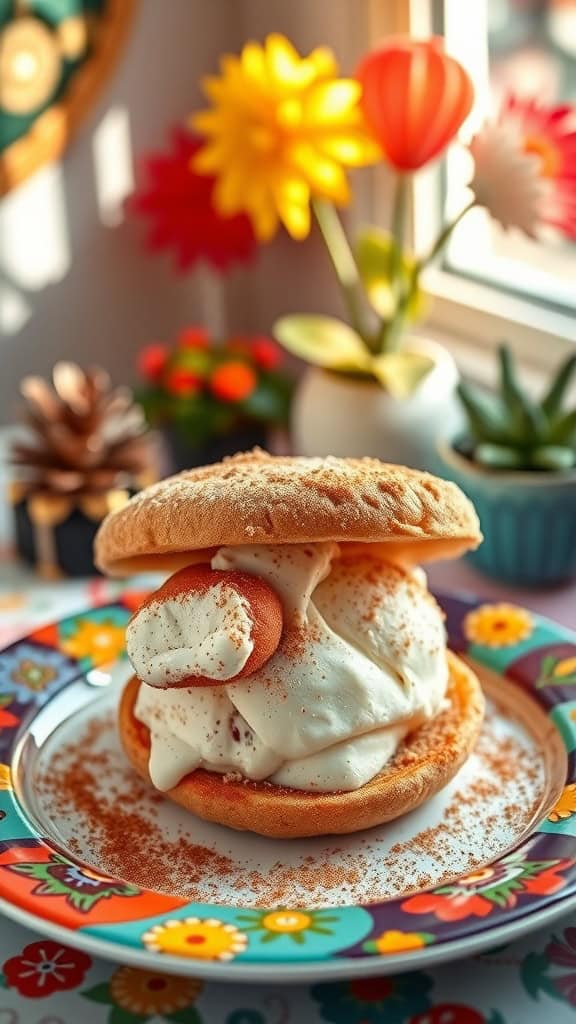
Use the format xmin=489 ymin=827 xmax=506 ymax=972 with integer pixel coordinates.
xmin=401 ymin=853 xmax=574 ymax=924
xmin=6 ymin=853 xmax=141 ymax=913
xmin=0 ymin=643 xmax=77 ymax=705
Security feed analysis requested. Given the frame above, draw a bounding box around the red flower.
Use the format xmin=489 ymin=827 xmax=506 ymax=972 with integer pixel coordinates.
xmin=402 ymin=891 xmax=493 ymax=922
xmin=547 ymin=926 xmax=576 ymax=969
xmin=4 ymin=941 xmax=91 ymax=998
xmin=411 ymin=1006 xmax=486 ymax=1024
xmin=165 ymin=368 xmax=203 ymax=397
xmin=210 ymin=361 xmax=257 ymax=402
xmin=503 ymin=95 xmax=576 ymax=239
xmin=357 ymin=37 xmax=473 ymax=170
xmin=177 ymin=326 xmax=210 ymax=350
xmin=522 ymin=862 xmax=572 ymax=896
xmin=249 ymin=336 xmax=283 ymax=370
xmin=137 ymin=344 xmax=169 ymax=381
xmin=0 ymin=707 xmax=19 ymax=727
xmin=128 ymin=128 xmax=257 ymax=272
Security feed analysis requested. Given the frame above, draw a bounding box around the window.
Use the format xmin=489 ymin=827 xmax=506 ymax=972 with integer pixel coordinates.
xmin=369 ymin=0 xmax=576 ymax=372
xmin=443 ymin=0 xmax=576 ymax=314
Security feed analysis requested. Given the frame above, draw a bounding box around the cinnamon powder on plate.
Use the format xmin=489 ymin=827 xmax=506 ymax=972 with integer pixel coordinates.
xmin=35 ymin=701 xmax=547 ymax=908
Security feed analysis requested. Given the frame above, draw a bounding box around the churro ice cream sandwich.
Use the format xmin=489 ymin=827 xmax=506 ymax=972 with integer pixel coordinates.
xmin=95 ymin=450 xmax=484 ymax=838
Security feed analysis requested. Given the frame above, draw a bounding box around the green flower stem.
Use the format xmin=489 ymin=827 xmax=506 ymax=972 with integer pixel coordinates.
xmin=418 ymin=198 xmax=477 ymax=271
xmin=390 ymin=173 xmax=409 ymax=273
xmin=375 ymin=173 xmax=411 ymax=353
xmin=312 ymin=199 xmax=370 ymax=347
xmin=377 ymin=195 xmax=476 ymax=354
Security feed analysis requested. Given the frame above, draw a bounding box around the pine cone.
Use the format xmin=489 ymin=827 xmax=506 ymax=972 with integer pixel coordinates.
xmin=12 ymin=362 xmax=151 ymax=495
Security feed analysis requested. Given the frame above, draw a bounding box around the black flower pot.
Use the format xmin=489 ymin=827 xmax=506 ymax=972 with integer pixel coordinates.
xmin=10 ymin=487 xmax=135 ymax=579
xmin=14 ymin=501 xmax=101 ymax=577
xmin=161 ymin=425 xmax=269 ymax=474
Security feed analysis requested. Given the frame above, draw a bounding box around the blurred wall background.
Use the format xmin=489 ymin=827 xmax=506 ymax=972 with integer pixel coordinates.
xmin=0 ymin=0 xmax=381 ymax=423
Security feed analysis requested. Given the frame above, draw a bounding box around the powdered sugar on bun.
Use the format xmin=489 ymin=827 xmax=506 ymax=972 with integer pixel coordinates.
xmin=126 ymin=565 xmax=283 ymax=688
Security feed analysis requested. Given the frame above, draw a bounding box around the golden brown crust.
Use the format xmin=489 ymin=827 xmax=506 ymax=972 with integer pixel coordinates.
xmin=95 ymin=449 xmax=481 ymax=574
xmin=119 ymin=652 xmax=485 ymax=838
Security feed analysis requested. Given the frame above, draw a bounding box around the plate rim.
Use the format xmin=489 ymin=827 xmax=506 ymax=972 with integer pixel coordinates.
xmin=0 ymin=888 xmax=575 ymax=983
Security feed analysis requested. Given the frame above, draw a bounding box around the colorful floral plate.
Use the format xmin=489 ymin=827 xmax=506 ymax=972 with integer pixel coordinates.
xmin=0 ymin=592 xmax=576 ymax=982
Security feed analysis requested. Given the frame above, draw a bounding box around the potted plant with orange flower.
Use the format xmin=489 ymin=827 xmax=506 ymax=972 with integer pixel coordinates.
xmin=192 ymin=35 xmax=576 ymax=468
xmin=136 ymin=327 xmax=292 ymax=472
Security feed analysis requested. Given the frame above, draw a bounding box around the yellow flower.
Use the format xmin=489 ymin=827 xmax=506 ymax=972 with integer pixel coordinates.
xmin=61 ymin=620 xmax=125 ymax=664
xmin=549 ymin=784 xmax=576 ymax=823
xmin=464 ymin=603 xmax=533 ymax=648
xmin=193 ymin=33 xmax=379 ymax=241
xmin=110 ymin=967 xmax=202 ymax=1016
xmin=142 ymin=917 xmax=248 ymax=961
xmin=238 ymin=907 xmax=338 ymax=944
xmin=554 ymin=657 xmax=576 ymax=678
xmin=0 ymin=764 xmax=12 ymax=790
xmin=261 ymin=910 xmax=312 ymax=934
xmin=366 ymin=930 xmax=431 ymax=954
xmin=459 ymin=866 xmax=498 ymax=886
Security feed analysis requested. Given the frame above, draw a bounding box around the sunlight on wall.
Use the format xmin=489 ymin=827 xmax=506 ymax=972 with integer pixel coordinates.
xmin=0 ymin=282 xmax=31 ymax=335
xmin=0 ymin=163 xmax=70 ymax=294
xmin=92 ymin=105 xmax=134 ymax=227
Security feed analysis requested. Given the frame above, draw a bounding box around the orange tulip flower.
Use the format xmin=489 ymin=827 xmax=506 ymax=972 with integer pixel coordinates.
xmin=357 ymin=37 xmax=474 ymax=171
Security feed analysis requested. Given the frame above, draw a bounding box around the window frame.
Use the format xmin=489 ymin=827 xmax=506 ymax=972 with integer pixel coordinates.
xmin=367 ymin=0 xmax=576 ymax=380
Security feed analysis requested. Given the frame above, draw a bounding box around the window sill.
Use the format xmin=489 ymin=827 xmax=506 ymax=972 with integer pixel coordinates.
xmin=421 ymin=267 xmax=576 ymax=388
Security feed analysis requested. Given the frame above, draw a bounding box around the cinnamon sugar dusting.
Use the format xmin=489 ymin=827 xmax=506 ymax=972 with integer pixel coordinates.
xmin=34 ymin=697 xmax=550 ymax=909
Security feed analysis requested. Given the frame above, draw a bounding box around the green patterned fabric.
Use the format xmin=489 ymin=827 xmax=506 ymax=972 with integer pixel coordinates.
xmin=0 ymin=0 xmax=106 ymax=152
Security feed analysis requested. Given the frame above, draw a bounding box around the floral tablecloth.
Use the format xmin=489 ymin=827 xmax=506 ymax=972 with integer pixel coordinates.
xmin=1 ymin=565 xmax=576 ymax=1023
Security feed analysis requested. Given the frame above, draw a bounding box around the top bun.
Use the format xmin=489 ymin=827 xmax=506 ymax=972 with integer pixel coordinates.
xmin=95 ymin=449 xmax=481 ymax=575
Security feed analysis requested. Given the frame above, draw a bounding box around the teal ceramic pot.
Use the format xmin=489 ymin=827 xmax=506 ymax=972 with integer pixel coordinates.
xmin=435 ymin=439 xmax=576 ymax=586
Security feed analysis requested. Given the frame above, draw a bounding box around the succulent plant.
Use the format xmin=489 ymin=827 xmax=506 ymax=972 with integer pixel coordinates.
xmin=457 ymin=345 xmax=576 ymax=471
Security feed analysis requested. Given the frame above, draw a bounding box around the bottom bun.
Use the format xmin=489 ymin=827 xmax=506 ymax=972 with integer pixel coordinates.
xmin=119 ymin=651 xmax=485 ymax=839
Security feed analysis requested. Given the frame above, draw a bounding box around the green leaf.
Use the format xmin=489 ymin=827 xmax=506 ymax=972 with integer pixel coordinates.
xmin=355 ymin=227 xmax=424 ymax=321
xmin=541 ymin=655 xmax=557 ymax=676
xmin=542 ymin=354 xmax=576 ymax=418
xmin=457 ymin=381 xmax=511 ymax=444
xmin=549 ymin=409 xmax=576 ymax=445
xmin=530 ymin=445 xmax=575 ymax=471
xmin=273 ymin=315 xmax=370 ymax=372
xmin=241 ymin=384 xmax=289 ymax=424
xmin=521 ymin=951 xmax=562 ymax=1001
xmin=109 ymin=1007 xmax=146 ymax=1024
xmin=356 ymin=228 xmax=397 ymax=318
xmin=475 ymin=444 xmax=526 ymax=469
xmin=371 ymin=351 xmax=434 ymax=398
xmin=498 ymin=345 xmax=547 ymax=442
xmin=81 ymin=982 xmax=113 ymax=1005
xmin=168 ymin=1008 xmax=203 ymax=1024
xmin=484 ymin=888 xmax=510 ymax=909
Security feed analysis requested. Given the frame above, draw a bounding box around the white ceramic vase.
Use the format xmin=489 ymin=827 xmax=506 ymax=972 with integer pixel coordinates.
xmin=291 ymin=337 xmax=462 ymax=470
